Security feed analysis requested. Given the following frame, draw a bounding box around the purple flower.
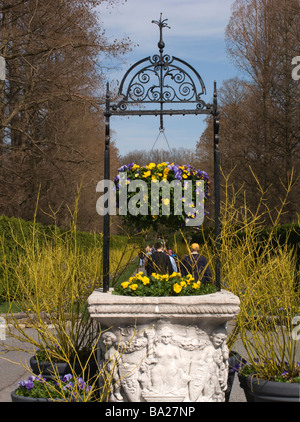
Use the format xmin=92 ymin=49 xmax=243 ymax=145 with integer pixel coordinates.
xmin=17 ymin=380 xmax=27 ymax=388
xmin=174 ymin=170 xmax=182 ymax=180
xmin=26 ymin=380 xmax=34 ymax=390
xmin=62 ymin=374 xmax=73 ymax=383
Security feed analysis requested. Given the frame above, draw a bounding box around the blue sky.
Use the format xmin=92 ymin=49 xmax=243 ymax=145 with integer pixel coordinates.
xmin=97 ymin=0 xmax=239 ymax=156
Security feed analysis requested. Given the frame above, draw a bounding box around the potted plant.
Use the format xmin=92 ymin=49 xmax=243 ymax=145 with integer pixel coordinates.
xmin=218 ymin=172 xmax=300 ymax=402
xmin=114 ymin=162 xmax=210 ymax=231
xmin=88 ymin=282 xmax=240 ymax=403
xmin=235 ymin=359 xmax=300 ymax=402
xmin=88 ymin=162 xmax=240 ymax=403
xmin=11 ymin=373 xmax=94 ymax=402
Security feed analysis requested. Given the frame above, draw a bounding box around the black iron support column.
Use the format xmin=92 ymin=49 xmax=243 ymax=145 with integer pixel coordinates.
xmin=103 ymin=82 xmax=111 ymax=292
xmin=213 ymin=81 xmax=221 ymax=291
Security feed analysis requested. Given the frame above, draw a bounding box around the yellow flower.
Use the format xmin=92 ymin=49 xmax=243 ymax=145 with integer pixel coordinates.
xmin=192 ymin=282 xmax=200 ymax=290
xmin=180 ymin=281 xmax=187 ymax=287
xmin=132 ymin=164 xmax=140 ymax=170
xmin=129 ymin=283 xmax=138 ymax=291
xmin=142 ymin=276 xmax=150 ymax=285
xmin=147 ymin=162 xmax=156 ymax=170
xmin=143 ymin=171 xmax=151 ymax=178
xmin=173 ymin=283 xmax=182 ymax=294
xmin=182 ymin=174 xmax=188 ymax=179
xmin=152 ymin=175 xmax=158 ymax=182
xmin=163 ymin=198 xmax=169 ymax=206
xmin=121 ymin=281 xmax=130 ymax=289
xmin=169 ymin=272 xmax=180 ymax=278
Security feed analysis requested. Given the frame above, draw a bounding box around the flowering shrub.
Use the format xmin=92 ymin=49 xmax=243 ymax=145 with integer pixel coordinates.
xmin=15 ymin=374 xmax=92 ymax=399
xmin=114 ymin=162 xmax=210 ymax=230
xmin=113 ymin=271 xmax=217 ymax=297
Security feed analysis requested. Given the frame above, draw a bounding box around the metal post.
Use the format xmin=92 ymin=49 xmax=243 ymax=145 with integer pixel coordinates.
xmin=103 ymin=82 xmax=111 ymax=292
xmin=213 ymin=81 xmax=221 ymax=291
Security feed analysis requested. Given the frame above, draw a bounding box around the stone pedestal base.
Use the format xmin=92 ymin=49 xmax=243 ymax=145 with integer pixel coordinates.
xmin=87 ymin=289 xmax=240 ymax=402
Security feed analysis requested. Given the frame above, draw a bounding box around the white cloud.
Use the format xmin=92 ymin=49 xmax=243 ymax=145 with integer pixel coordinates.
xmin=98 ymin=0 xmax=233 ymax=51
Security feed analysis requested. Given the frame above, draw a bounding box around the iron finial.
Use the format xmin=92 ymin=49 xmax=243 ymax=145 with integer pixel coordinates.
xmin=152 ymin=13 xmax=170 ymax=53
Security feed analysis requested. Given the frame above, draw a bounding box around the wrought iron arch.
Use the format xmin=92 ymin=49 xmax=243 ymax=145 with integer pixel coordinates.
xmin=112 ymin=54 xmax=209 ymax=112
xmin=102 ymin=14 xmax=220 ymax=292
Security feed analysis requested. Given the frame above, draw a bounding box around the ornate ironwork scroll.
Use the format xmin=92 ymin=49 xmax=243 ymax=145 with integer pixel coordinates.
xmin=110 ymin=14 xmax=212 ymax=116
xmin=111 ymin=54 xmax=210 ymax=113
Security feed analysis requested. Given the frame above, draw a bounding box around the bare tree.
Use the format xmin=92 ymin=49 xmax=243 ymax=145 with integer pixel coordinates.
xmin=198 ymin=0 xmax=300 ymax=222
xmin=0 ymin=0 xmax=131 ymax=230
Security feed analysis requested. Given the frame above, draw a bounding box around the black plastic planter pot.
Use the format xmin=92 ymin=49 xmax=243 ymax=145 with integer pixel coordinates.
xmin=246 ymin=376 xmax=300 ymax=402
xmin=29 ymin=356 xmax=98 ymax=380
xmin=11 ymin=391 xmax=57 ymax=402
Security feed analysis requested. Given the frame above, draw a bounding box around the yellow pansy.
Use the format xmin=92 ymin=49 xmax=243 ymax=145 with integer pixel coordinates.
xmin=182 ymin=174 xmax=188 ymax=179
xmin=132 ymin=164 xmax=140 ymax=170
xmin=173 ymin=283 xmax=182 ymax=294
xmin=152 ymin=175 xmax=158 ymax=182
xmin=121 ymin=281 xmax=130 ymax=289
xmin=143 ymin=171 xmax=151 ymax=178
xmin=129 ymin=283 xmax=138 ymax=291
xmin=192 ymin=282 xmax=200 ymax=289
xmin=163 ymin=198 xmax=170 ymax=206
xmin=147 ymin=163 xmax=156 ymax=170
xmin=180 ymin=281 xmax=187 ymax=287
xmin=157 ymin=162 xmax=167 ymax=171
xmin=142 ymin=276 xmax=150 ymax=285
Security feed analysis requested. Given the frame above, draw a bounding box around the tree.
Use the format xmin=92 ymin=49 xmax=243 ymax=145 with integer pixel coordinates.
xmin=0 ymin=0 xmax=130 ymax=230
xmin=199 ymin=0 xmax=300 ymax=222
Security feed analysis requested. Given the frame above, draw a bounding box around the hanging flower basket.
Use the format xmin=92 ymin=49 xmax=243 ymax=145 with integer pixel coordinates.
xmin=114 ymin=162 xmax=210 ymax=230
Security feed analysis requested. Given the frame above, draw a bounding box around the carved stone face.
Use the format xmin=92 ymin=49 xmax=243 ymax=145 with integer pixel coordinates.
xmin=160 ymin=333 xmax=172 ymax=344
xmin=210 ymin=333 xmax=226 ymax=348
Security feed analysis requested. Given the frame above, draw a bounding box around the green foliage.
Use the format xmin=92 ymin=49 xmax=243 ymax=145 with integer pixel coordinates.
xmin=113 ymin=271 xmax=217 ymax=297
xmin=0 ymin=215 xmax=140 ymax=303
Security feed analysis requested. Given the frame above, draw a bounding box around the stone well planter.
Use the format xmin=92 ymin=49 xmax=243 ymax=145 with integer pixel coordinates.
xmin=87 ymin=289 xmax=240 ymax=403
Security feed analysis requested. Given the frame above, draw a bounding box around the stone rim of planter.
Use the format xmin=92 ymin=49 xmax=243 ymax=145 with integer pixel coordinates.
xmin=87 ymin=288 xmax=240 ymax=325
